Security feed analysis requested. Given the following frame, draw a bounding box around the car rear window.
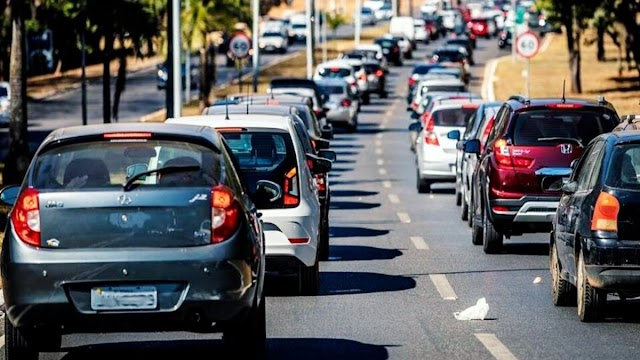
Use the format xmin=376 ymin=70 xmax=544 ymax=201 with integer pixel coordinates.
xmin=318 ymin=67 xmax=351 ymax=78
xmin=0 ymin=87 xmax=7 ymax=97
xmin=511 ymin=109 xmax=616 ymax=147
xmin=318 ymin=85 xmax=345 ymax=95
xmin=32 ymin=140 xmax=219 ymax=190
xmin=375 ymin=39 xmax=395 ymax=48
xmin=606 ymin=144 xmax=640 ymax=189
xmin=434 ymin=51 xmax=465 ymax=62
xmin=432 ymin=107 xmax=476 ymax=127
xmin=364 ymin=64 xmax=381 ymax=73
xmin=219 ymin=130 xmax=297 ymax=209
xmin=424 ymin=85 xmax=466 ymax=92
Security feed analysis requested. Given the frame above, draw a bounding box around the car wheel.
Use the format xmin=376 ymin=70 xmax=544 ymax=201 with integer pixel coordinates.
xmin=482 ymin=203 xmax=503 ymax=254
xmin=455 ymin=183 xmax=462 ymax=206
xmin=347 ymin=116 xmax=358 ymax=133
xmin=380 ymin=90 xmax=388 ymax=99
xmin=299 ymin=255 xmax=320 ymax=296
xmin=319 ymin=215 xmax=330 ymax=261
xmin=551 ymin=242 xmax=576 ymax=306
xmin=223 ymin=291 xmax=267 ymax=356
xmin=460 ymin=186 xmax=469 ymax=221
xmin=471 ymin=197 xmax=482 ymax=245
xmin=416 ymin=170 xmax=430 ymax=193
xmin=363 ymin=93 xmax=371 ymax=105
xmin=5 ymin=321 xmax=38 ymax=360
xmin=577 ymin=251 xmax=605 ymax=322
xmin=466 ymin=192 xmax=473 ymax=228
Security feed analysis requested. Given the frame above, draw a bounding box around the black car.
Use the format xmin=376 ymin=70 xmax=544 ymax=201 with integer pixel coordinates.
xmin=445 ymin=37 xmax=475 ymax=65
xmin=363 ymin=60 xmax=388 ymax=99
xmin=374 ymin=37 xmax=403 ymax=66
xmin=407 ymin=63 xmax=445 ymax=104
xmin=269 ymin=77 xmax=328 ymax=118
xmin=0 ymin=123 xmax=277 ymax=357
xmin=552 ymin=130 xmax=640 ymax=322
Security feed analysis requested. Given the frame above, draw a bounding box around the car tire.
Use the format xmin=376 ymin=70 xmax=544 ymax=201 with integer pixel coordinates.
xmin=577 ymin=251 xmax=605 ymax=322
xmin=416 ymin=170 xmax=430 ymax=193
xmin=551 ymin=242 xmax=576 ymax=306
xmin=380 ymin=90 xmax=388 ymax=99
xmin=482 ymin=203 xmax=503 ymax=254
xmin=299 ymin=255 xmax=320 ymax=296
xmin=347 ymin=116 xmax=358 ymax=133
xmin=455 ymin=184 xmax=462 ymax=206
xmin=466 ymin=192 xmax=473 ymax=228
xmin=363 ymin=93 xmax=371 ymax=105
xmin=5 ymin=321 xmax=38 ymax=360
xmin=319 ymin=215 xmax=330 ymax=261
xmin=460 ymin=187 xmax=469 ymax=222
xmin=223 ymin=291 xmax=267 ymax=356
xmin=471 ymin=198 xmax=482 ymax=245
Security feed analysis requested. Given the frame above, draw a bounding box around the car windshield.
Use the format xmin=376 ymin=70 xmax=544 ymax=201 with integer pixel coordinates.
xmin=606 ymin=144 xmax=640 ymax=190
xmin=318 ymin=85 xmax=345 ymax=95
xmin=318 ymin=67 xmax=351 ymax=78
xmin=511 ymin=109 xmax=615 ymax=146
xmin=31 ymin=140 xmax=218 ymax=190
xmin=432 ymin=108 xmax=477 ymax=127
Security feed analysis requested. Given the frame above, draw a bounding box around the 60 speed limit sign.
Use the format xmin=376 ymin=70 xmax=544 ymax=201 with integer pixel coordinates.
xmin=228 ymin=32 xmax=251 ymax=59
xmin=515 ymin=31 xmax=540 ymax=59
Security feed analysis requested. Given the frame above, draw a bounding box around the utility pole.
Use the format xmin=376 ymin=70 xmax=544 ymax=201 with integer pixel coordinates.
xmin=167 ymin=0 xmax=181 ymax=118
xmin=392 ymin=0 xmax=398 ymax=17
xmin=81 ymin=0 xmax=87 ymax=125
xmin=355 ymin=0 xmax=362 ymax=47
xmin=184 ymin=0 xmax=191 ymax=103
xmin=322 ymin=11 xmax=328 ymax=63
xmin=252 ymin=0 xmax=260 ymax=92
xmin=305 ymin=0 xmax=313 ymax=78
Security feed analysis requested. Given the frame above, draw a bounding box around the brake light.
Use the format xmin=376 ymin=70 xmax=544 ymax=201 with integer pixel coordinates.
xmin=493 ymin=138 xmax=533 ymax=168
xmin=375 ymin=69 xmax=384 ymax=77
xmin=423 ymin=115 xmax=439 ymax=146
xmin=591 ymin=192 xmax=619 ymax=232
xmin=359 ymin=73 xmax=367 ymax=81
xmin=11 ymin=188 xmax=41 ymax=247
xmin=104 ymin=132 xmax=152 ymax=139
xmin=283 ymin=167 xmax=300 ymax=207
xmin=289 ymin=237 xmax=310 ymax=244
xmin=408 ymin=77 xmax=417 ymax=87
xmin=340 ymin=98 xmax=352 ymax=107
xmin=462 ymin=103 xmax=479 ymax=109
xmin=547 ymin=104 xmax=584 ymax=109
xmin=211 ymin=185 xmax=240 ymax=243
xmin=314 ymin=173 xmax=326 ymax=191
xmin=313 ymin=108 xmax=323 ymax=117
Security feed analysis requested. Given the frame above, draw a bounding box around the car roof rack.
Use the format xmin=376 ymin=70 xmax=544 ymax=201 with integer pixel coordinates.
xmin=508 ymin=95 xmax=530 ymax=105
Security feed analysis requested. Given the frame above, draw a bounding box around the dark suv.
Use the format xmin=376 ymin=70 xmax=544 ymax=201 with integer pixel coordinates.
xmin=464 ymin=96 xmax=619 ymax=253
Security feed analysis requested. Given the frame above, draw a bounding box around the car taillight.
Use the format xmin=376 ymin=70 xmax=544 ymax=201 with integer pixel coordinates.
xmin=314 ymin=173 xmax=326 ymax=192
xmin=211 ymin=185 xmax=240 ymax=244
xmin=340 ymin=98 xmax=352 ymax=107
xmin=591 ymin=192 xmax=619 ymax=232
xmin=11 ymin=187 xmax=41 ymax=247
xmin=494 ymin=139 xmax=533 ymax=168
xmin=408 ymin=77 xmax=417 ymax=87
xmin=423 ymin=115 xmax=439 ymax=146
xmin=375 ymin=69 xmax=384 ymax=77
xmin=359 ymin=73 xmax=367 ymax=81
xmin=314 ymin=108 xmax=323 ymax=116
xmin=283 ymin=167 xmax=300 ymax=207
xmin=392 ymin=46 xmax=399 ymax=53
xmin=547 ymin=104 xmax=584 ymax=109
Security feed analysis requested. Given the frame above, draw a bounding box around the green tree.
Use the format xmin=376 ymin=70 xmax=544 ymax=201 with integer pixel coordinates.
xmin=326 ymin=12 xmax=346 ymax=42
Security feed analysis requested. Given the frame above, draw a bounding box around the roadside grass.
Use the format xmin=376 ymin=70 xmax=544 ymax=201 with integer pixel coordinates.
xmin=141 ymin=24 xmax=390 ymax=122
xmin=493 ymin=30 xmax=640 ymax=116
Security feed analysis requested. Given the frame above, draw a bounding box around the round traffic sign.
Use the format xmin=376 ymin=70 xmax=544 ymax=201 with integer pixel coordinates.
xmin=228 ymin=32 xmax=251 ymax=59
xmin=515 ymin=31 xmax=540 ymax=59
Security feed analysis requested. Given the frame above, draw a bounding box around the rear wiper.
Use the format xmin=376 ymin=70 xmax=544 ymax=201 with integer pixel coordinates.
xmin=123 ymin=165 xmax=201 ymax=191
xmin=537 ymin=137 xmax=584 ymax=148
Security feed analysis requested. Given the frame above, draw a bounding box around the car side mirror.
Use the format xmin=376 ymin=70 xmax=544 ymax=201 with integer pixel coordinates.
xmin=321 ymin=124 xmax=334 ymax=140
xmin=0 ymin=185 xmax=20 ymax=206
xmin=307 ymin=153 xmax=332 ymax=173
xmin=447 ymin=130 xmax=461 ymax=140
xmin=463 ymin=139 xmax=481 ymax=154
xmin=410 ymin=112 xmax=420 ymax=120
xmin=317 ymin=149 xmax=337 ymax=162
xmin=409 ymin=121 xmax=422 ymax=132
xmin=561 ymin=181 xmax=578 ymax=194
xmin=254 ymin=180 xmax=282 ymax=205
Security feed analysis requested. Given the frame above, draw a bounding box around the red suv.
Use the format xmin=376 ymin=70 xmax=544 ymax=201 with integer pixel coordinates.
xmin=464 ymin=96 xmax=620 ymax=253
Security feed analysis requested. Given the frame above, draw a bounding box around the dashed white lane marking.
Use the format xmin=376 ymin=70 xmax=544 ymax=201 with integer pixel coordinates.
xmin=375 ymin=139 xmax=382 ymax=146
xmin=397 ymin=212 xmax=411 ymax=223
xmin=375 ymin=148 xmax=383 ymax=155
xmin=410 ymin=236 xmax=429 ymax=250
xmin=475 ymin=333 xmax=519 ymax=360
xmin=376 ymin=133 xmax=383 ymax=139
xmin=388 ymin=194 xmax=400 ymax=203
xmin=383 ymin=180 xmax=392 ymax=188
xmin=385 ymin=109 xmax=393 ymax=116
xmin=429 ymin=194 xmax=435 ymax=199
xmin=379 ymin=168 xmax=387 ymax=175
xmin=429 ymin=274 xmax=458 ymax=300
xmin=377 ymin=159 xmax=384 ymax=165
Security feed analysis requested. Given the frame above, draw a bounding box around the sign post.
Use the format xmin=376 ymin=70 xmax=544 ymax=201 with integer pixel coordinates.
xmin=228 ymin=32 xmax=252 ymax=92
xmin=515 ymin=30 xmax=540 ymax=99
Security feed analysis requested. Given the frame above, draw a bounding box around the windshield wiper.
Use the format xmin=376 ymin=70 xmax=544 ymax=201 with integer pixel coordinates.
xmin=537 ymin=137 xmax=584 ymax=148
xmin=123 ymin=165 xmax=200 ymax=191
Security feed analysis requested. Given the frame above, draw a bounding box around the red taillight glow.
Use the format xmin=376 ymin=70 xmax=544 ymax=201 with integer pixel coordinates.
xmin=103 ymin=132 xmax=152 ymax=139
xmin=211 ymin=185 xmax=240 ymax=243
xmin=314 ymin=174 xmax=326 ymax=191
xmin=288 ymin=238 xmax=309 ymax=244
xmin=492 ymin=206 xmax=510 ymax=213
xmin=375 ymin=69 xmax=384 ymax=77
xmin=547 ymin=104 xmax=584 ymax=109
xmin=283 ymin=167 xmax=300 ymax=207
xmin=340 ymin=98 xmax=352 ymax=107
xmin=408 ymin=77 xmax=417 ymax=87
xmin=423 ymin=115 xmax=439 ymax=146
xmin=591 ymin=192 xmax=619 ymax=232
xmin=493 ymin=139 xmax=533 ymax=168
xmin=11 ymin=187 xmax=40 ymax=247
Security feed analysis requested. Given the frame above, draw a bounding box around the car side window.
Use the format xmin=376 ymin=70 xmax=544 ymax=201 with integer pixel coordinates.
xmin=575 ymin=141 xmax=604 ymax=191
xmin=486 ymin=105 xmax=509 ymax=145
xmin=292 ymin=117 xmax=315 ymax=154
xmin=463 ymin=111 xmax=478 ymax=139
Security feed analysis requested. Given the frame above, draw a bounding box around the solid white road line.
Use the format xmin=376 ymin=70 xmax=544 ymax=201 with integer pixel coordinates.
xmin=410 ymin=236 xmax=429 ymax=250
xmin=397 ymin=212 xmax=411 ymax=223
xmin=383 ymin=180 xmax=392 ymax=188
xmin=388 ymin=194 xmax=400 ymax=203
xmin=377 ymin=159 xmax=384 ymax=166
xmin=379 ymin=168 xmax=387 ymax=175
xmin=429 ymin=274 xmax=458 ymax=300
xmin=475 ymin=333 xmax=519 ymax=360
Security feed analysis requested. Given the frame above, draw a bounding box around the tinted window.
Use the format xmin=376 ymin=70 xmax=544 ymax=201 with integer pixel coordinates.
xmin=292 ymin=24 xmax=306 ymax=29
xmin=433 ymin=51 xmax=464 ymax=62
xmin=432 ymin=108 xmax=476 ymax=127
xmin=262 ymin=32 xmax=283 ymax=37
xmin=318 ymin=85 xmax=345 ymax=95
xmin=511 ymin=109 xmax=615 ymax=147
xmin=318 ymin=67 xmax=351 ymax=78
xmin=412 ymin=65 xmax=442 ymax=75
xmin=425 ymin=85 xmax=466 ymax=92
xmin=576 ymin=141 xmax=604 ymax=191
xmin=0 ymin=87 xmax=7 ymax=97
xmin=375 ymin=39 xmax=395 ymax=48
xmin=605 ymin=144 xmax=640 ymax=190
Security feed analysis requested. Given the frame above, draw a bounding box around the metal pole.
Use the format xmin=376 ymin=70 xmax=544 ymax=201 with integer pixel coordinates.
xmin=81 ymin=2 xmax=87 ymax=125
xmin=170 ymin=0 xmax=181 ymax=118
xmin=355 ymin=0 xmax=362 ymax=47
xmin=526 ymin=58 xmax=531 ymax=99
xmin=511 ymin=0 xmax=516 ymax=63
xmin=184 ymin=0 xmax=191 ymax=103
xmin=305 ymin=0 xmax=313 ymax=78
xmin=322 ymin=11 xmax=328 ymax=63
xmin=392 ymin=0 xmax=398 ymax=17
xmin=252 ymin=0 xmax=260 ymax=92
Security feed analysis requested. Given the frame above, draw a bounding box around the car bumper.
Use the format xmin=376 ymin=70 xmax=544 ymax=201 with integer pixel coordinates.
xmin=325 ymin=107 xmax=352 ymax=123
xmin=489 ymin=196 xmax=559 ymax=223
xmin=418 ymin=151 xmax=456 ymax=181
xmin=584 ymin=239 xmax=640 ymax=291
xmin=261 ymin=206 xmax=319 ymax=267
xmin=2 ymin=232 xmax=261 ymax=330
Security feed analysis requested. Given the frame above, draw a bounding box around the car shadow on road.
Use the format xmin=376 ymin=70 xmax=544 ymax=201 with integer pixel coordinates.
xmin=330 ymin=201 xmax=381 ymax=210
xmin=358 ymin=108 xmax=385 ymax=115
xmin=333 ymin=158 xmax=357 ymax=165
xmin=329 ymin=143 xmax=365 ymax=149
xmin=328 ymin=245 xmax=403 ymax=261
xmin=58 ymin=337 xmax=391 ymax=360
xmin=319 ymin=271 xmax=416 ymax=296
xmin=332 ymin=150 xmax=360 ymax=156
xmin=329 ymin=226 xmax=389 ymax=238
xmin=330 ymin=189 xmax=379 ymax=197
xmin=499 ymin=242 xmax=549 ymax=256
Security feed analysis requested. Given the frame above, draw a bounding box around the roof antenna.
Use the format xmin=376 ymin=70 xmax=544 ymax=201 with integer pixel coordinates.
xmin=561 ymin=80 xmax=566 ymax=104
xmin=225 ymin=96 xmax=230 ymax=120
xmin=246 ymin=87 xmax=250 ymax=114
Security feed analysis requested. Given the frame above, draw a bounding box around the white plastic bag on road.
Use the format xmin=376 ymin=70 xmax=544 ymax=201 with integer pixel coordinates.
xmin=454 ymin=297 xmax=490 ymax=321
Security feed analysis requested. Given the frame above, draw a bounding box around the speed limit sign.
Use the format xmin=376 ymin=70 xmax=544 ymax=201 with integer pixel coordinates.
xmin=228 ymin=32 xmax=251 ymax=59
xmin=515 ymin=31 xmax=540 ymax=59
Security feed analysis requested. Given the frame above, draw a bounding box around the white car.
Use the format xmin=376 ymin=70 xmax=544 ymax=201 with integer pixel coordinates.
xmin=0 ymin=81 xmax=9 ymax=126
xmin=315 ymin=78 xmax=360 ymax=132
xmin=259 ymin=31 xmax=288 ymax=53
xmin=354 ymin=44 xmax=388 ymax=70
xmin=166 ymin=114 xmax=329 ymax=295
xmin=313 ymin=60 xmax=359 ymax=99
xmin=414 ymin=18 xmax=429 ymax=44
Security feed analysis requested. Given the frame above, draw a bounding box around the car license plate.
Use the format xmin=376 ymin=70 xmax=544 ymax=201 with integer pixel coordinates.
xmin=91 ymin=285 xmax=157 ymax=311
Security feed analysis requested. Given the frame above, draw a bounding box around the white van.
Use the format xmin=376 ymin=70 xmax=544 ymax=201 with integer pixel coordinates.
xmin=389 ymin=16 xmax=417 ymax=49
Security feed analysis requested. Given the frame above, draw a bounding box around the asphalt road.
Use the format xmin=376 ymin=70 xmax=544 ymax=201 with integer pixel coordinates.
xmin=2 ymin=33 xmax=636 ymax=360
